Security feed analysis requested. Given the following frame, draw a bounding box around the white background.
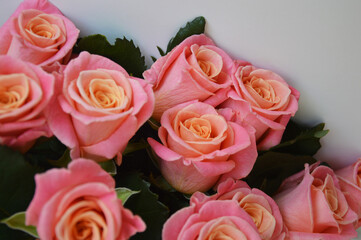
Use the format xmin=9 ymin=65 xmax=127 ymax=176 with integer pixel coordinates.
xmin=1 ymin=0 xmax=361 ymax=237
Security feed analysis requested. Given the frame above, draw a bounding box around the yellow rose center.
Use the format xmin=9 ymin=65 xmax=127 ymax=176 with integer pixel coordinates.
xmin=243 ymin=76 xmax=280 ymax=105
xmin=25 ymin=15 xmax=58 ymax=39
xmin=313 ymin=175 xmax=343 ymax=221
xmin=206 ymin=223 xmax=247 ymax=240
xmin=0 ymin=73 xmax=29 ymax=113
xmin=196 ymin=46 xmax=223 ymax=81
xmin=87 ymin=78 xmax=127 ymax=109
xmin=55 ymin=198 xmax=107 ymax=240
xmin=183 ymin=117 xmax=212 ymax=139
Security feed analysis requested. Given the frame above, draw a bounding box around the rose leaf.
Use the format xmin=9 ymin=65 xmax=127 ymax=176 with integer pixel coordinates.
xmin=115 ymin=187 xmax=140 ymax=204
xmin=166 ymin=16 xmax=206 ymax=53
xmin=74 ymin=34 xmax=146 ymax=78
xmin=115 ymin=172 xmax=169 ymax=240
xmin=1 ymin=212 xmax=38 ymax=238
xmin=266 ymin=120 xmax=329 ymax=156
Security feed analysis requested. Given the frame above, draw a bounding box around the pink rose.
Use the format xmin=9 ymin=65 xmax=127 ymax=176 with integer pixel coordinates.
xmin=0 ymin=0 xmax=79 ymax=66
xmin=192 ymin=179 xmax=286 ymax=240
xmin=143 ymin=34 xmax=234 ymax=121
xmin=218 ymin=62 xmax=299 ymax=150
xmin=336 ymin=158 xmax=361 ymax=227
xmin=0 ymin=55 xmax=54 ymax=152
xmin=163 ymin=197 xmax=261 ymax=240
xmin=48 ymin=51 xmax=154 ymax=163
xmin=148 ymin=101 xmax=257 ymax=194
xmin=26 ymin=158 xmax=146 ymax=240
xmin=274 ymin=163 xmax=358 ymax=240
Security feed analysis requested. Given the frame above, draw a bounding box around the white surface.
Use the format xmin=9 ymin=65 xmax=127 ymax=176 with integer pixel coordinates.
xmin=1 ymin=0 xmax=360 ymax=169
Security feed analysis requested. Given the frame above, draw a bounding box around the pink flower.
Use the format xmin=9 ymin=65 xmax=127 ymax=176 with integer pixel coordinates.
xmin=274 ymin=163 xmax=358 ymax=240
xmin=0 ymin=0 xmax=79 ymax=66
xmin=26 ymin=158 xmax=146 ymax=240
xmin=0 ymin=55 xmax=54 ymax=152
xmin=48 ymin=51 xmax=154 ymax=163
xmin=336 ymin=158 xmax=361 ymax=228
xmin=163 ymin=197 xmax=261 ymax=240
xmin=143 ymin=34 xmax=234 ymax=121
xmin=148 ymin=101 xmax=257 ymax=194
xmin=192 ymin=179 xmax=286 ymax=240
xmin=219 ymin=62 xmax=299 ymax=150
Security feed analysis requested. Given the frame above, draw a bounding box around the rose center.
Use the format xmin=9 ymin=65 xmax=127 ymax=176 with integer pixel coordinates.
xmin=25 ymin=16 xmax=57 ymax=39
xmin=243 ymin=76 xmax=280 ymax=105
xmin=183 ymin=117 xmax=212 ymax=139
xmin=56 ymin=198 xmax=107 ymax=240
xmin=196 ymin=46 xmax=223 ymax=81
xmin=206 ymin=223 xmax=247 ymax=240
xmin=0 ymin=73 xmax=29 ymax=113
xmin=87 ymin=78 xmax=128 ymax=110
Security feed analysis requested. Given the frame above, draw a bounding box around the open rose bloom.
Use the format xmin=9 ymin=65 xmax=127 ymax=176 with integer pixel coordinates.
xmin=336 ymin=158 xmax=361 ymax=227
xmin=48 ymin=51 xmax=154 ymax=163
xmin=274 ymin=164 xmax=358 ymax=240
xmin=26 ymin=158 xmax=146 ymax=240
xmin=219 ymin=62 xmax=299 ymax=150
xmin=0 ymin=55 xmax=54 ymax=152
xmin=148 ymin=101 xmax=257 ymax=194
xmin=191 ymin=179 xmax=286 ymax=240
xmin=0 ymin=0 xmax=79 ymax=66
xmin=143 ymin=34 xmax=234 ymax=121
xmin=163 ymin=197 xmax=262 ymax=240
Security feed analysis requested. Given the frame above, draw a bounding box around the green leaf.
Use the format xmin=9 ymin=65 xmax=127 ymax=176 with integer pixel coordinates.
xmin=0 ymin=146 xmax=39 ymax=238
xmin=115 ymin=172 xmax=169 ymax=240
xmin=246 ymin=152 xmax=317 ymax=196
xmin=123 ymin=142 xmax=147 ymax=155
xmin=47 ymin=149 xmax=71 ymax=168
xmin=98 ymin=160 xmax=117 ymax=176
xmin=1 ymin=212 xmax=38 ymax=238
xmin=166 ymin=16 xmax=206 ymax=53
xmin=156 ymin=46 xmax=165 ymax=56
xmin=115 ymin=187 xmax=140 ymax=204
xmin=267 ymin=121 xmax=329 ymax=156
xmin=74 ymin=34 xmax=146 ymax=78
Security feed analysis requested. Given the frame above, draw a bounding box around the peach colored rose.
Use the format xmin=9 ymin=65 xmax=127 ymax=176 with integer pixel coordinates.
xmin=218 ymin=61 xmax=299 ymax=150
xmin=26 ymin=158 xmax=146 ymax=240
xmin=336 ymin=158 xmax=361 ymax=227
xmin=47 ymin=51 xmax=154 ymax=163
xmin=148 ymin=101 xmax=257 ymax=194
xmin=192 ymin=179 xmax=286 ymax=240
xmin=163 ymin=197 xmax=261 ymax=240
xmin=0 ymin=0 xmax=79 ymax=66
xmin=274 ymin=163 xmax=358 ymax=240
xmin=143 ymin=34 xmax=234 ymax=121
xmin=0 ymin=55 xmax=54 ymax=152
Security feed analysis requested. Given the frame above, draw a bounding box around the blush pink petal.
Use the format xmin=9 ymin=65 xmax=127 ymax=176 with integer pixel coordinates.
xmin=148 ymin=137 xmax=183 ymax=162
xmin=143 ymin=34 xmax=215 ymax=88
xmin=26 ymin=159 xmax=114 ymax=226
xmin=274 ymin=165 xmax=314 ymax=233
xmin=217 ymin=123 xmax=257 ymax=182
xmin=78 ymin=115 xmax=138 ymax=164
xmin=47 ymin=96 xmax=78 ymax=149
xmin=157 ymin=154 xmax=220 ymax=193
xmin=118 ymin=207 xmax=146 ymax=240
xmin=162 ymin=205 xmax=196 ymax=240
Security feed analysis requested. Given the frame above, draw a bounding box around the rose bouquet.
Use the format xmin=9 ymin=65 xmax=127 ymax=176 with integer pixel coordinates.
xmin=0 ymin=0 xmax=360 ymax=240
